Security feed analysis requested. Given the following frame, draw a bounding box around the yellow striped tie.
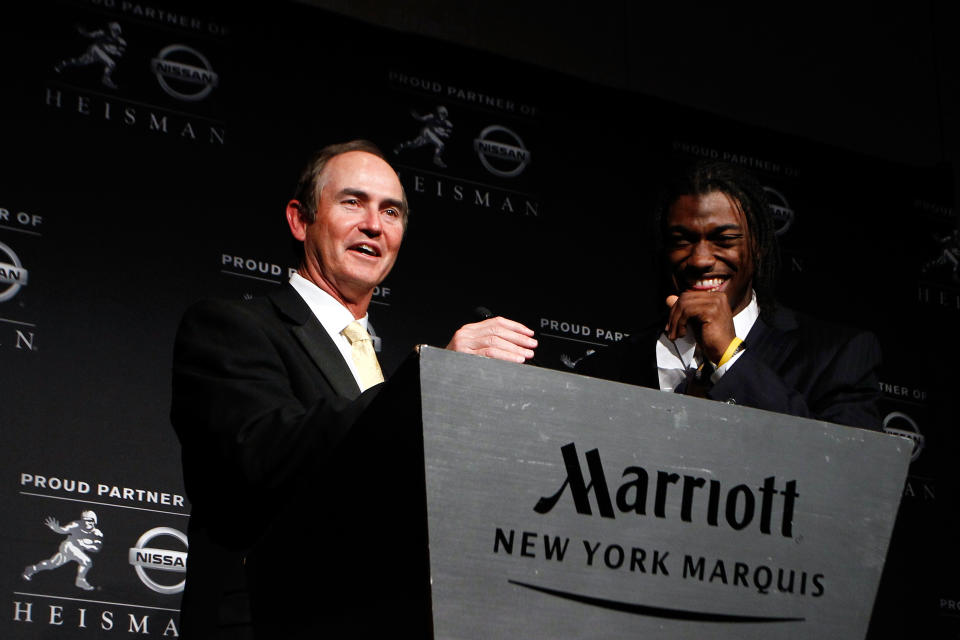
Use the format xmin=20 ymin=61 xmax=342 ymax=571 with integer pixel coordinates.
xmin=341 ymin=321 xmax=384 ymax=391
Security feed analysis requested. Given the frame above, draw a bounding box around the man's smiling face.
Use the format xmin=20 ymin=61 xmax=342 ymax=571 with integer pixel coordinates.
xmin=299 ymin=150 xmax=405 ymax=306
xmin=664 ymin=190 xmax=755 ymax=315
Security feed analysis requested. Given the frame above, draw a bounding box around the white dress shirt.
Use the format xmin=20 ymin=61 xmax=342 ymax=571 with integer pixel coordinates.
xmin=288 ymin=272 xmax=372 ymax=390
xmin=656 ymin=291 xmax=759 ymax=392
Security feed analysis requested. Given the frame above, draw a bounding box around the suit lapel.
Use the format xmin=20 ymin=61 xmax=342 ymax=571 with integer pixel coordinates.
xmin=269 ymin=284 xmax=361 ymax=399
xmin=745 ymin=307 xmax=799 ymax=372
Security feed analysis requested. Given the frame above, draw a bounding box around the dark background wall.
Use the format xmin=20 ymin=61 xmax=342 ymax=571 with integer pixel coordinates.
xmin=300 ymin=0 xmax=960 ymax=189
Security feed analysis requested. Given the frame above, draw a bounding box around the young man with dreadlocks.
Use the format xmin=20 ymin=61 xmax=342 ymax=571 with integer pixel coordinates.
xmin=581 ymin=160 xmax=881 ymax=430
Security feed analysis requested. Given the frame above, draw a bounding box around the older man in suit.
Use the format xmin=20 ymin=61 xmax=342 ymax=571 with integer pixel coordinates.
xmin=581 ymin=160 xmax=881 ymax=430
xmin=171 ymin=140 xmax=537 ymax=638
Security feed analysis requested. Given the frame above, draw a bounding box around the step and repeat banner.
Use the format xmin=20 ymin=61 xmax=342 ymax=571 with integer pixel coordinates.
xmin=1 ymin=1 xmax=957 ymax=637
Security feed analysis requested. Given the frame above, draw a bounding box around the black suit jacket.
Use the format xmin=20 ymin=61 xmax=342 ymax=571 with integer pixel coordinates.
xmin=171 ymin=284 xmax=429 ymax=638
xmin=579 ymin=306 xmax=882 ymax=430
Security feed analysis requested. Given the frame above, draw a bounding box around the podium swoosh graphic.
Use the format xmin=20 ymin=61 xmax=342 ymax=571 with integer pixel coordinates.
xmin=509 ymin=580 xmax=805 ymax=623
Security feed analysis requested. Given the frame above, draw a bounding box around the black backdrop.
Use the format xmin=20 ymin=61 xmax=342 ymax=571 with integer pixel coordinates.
xmin=1 ymin=1 xmax=958 ymax=637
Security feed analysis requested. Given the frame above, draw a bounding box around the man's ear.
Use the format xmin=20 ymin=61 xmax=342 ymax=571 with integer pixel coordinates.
xmin=285 ymin=200 xmax=308 ymax=241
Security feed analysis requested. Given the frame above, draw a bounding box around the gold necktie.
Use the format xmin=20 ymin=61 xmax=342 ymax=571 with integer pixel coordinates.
xmin=341 ymin=321 xmax=384 ymax=391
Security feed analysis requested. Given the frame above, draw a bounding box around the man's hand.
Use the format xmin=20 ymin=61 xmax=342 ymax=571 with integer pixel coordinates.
xmin=44 ymin=517 xmax=61 ymax=532
xmin=446 ymin=316 xmax=537 ymax=363
xmin=665 ymin=292 xmax=736 ymax=364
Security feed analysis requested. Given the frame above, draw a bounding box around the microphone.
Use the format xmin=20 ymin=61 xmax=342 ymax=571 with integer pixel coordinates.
xmin=473 ymin=306 xmax=494 ymax=321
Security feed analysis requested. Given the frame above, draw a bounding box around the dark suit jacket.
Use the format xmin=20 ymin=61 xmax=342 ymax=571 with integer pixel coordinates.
xmin=171 ymin=284 xmax=429 ymax=638
xmin=579 ymin=306 xmax=882 ymax=430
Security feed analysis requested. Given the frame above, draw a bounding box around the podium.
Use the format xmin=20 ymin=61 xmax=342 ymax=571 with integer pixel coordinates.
xmin=415 ymin=346 xmax=911 ymax=639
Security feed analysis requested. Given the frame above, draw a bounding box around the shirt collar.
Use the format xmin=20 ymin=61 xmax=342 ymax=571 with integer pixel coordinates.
xmin=288 ymin=272 xmax=368 ymax=335
xmin=732 ymin=290 xmax=760 ymax=340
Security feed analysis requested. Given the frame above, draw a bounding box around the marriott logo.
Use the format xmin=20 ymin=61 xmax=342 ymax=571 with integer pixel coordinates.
xmin=534 ymin=443 xmax=799 ymax=537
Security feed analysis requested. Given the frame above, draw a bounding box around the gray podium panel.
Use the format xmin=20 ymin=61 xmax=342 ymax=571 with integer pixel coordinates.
xmin=417 ymin=346 xmax=911 ymax=640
